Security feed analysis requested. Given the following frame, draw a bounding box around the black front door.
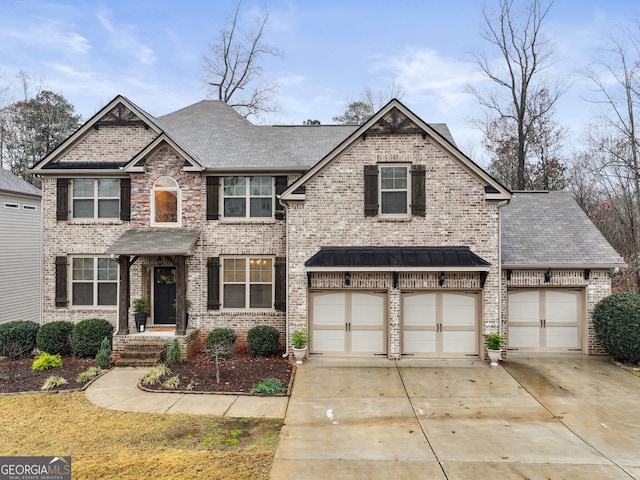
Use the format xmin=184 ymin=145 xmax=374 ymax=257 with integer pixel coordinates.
xmin=154 ymin=267 xmax=176 ymax=324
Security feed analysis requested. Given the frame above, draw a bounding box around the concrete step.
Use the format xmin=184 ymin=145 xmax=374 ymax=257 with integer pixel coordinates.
xmin=115 ymin=340 xmax=169 ymax=367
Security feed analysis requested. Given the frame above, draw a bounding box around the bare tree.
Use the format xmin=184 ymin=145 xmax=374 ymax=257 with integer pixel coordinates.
xmin=468 ymin=0 xmax=563 ymax=190
xmin=333 ymin=82 xmax=405 ymax=125
xmin=578 ymin=29 xmax=640 ymax=292
xmin=202 ymin=1 xmax=282 ymax=118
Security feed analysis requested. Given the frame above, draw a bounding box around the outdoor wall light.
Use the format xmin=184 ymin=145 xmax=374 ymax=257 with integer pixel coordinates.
xmin=544 ymin=268 xmax=553 ymax=283
xmin=438 ymin=272 xmax=446 ymax=287
xmin=345 ymin=271 xmax=351 ymax=286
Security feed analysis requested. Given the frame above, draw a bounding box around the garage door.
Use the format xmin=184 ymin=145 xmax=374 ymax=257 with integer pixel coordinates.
xmin=402 ymin=291 xmax=480 ymax=358
xmin=310 ymin=291 xmax=387 ymax=357
xmin=508 ymin=288 xmax=582 ymax=352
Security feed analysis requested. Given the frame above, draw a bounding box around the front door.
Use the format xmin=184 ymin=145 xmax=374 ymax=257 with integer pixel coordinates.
xmin=154 ymin=267 xmax=176 ymax=324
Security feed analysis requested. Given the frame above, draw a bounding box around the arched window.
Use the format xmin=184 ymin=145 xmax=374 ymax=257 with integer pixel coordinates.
xmin=152 ymin=176 xmax=180 ymax=226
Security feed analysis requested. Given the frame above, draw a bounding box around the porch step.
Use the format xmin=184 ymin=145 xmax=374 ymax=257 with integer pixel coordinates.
xmin=115 ymin=340 xmax=170 ymax=367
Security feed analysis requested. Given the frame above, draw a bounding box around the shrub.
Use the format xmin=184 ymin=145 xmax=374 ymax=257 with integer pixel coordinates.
xmin=71 ymin=319 xmax=113 ymax=358
xmin=0 ymin=320 xmax=40 ymax=359
xmin=41 ymin=376 xmax=67 ymax=390
xmin=95 ymin=337 xmax=112 ymax=369
xmin=247 ymin=325 xmax=279 ymax=358
xmin=36 ymin=321 xmax=74 ymax=355
xmin=166 ymin=337 xmax=183 ymax=365
xmin=593 ymin=292 xmax=640 ymax=364
xmin=206 ymin=328 xmax=237 ymax=359
xmin=250 ymin=377 xmax=283 ymax=395
xmin=32 ymin=352 xmax=63 ymax=371
xmin=77 ymin=367 xmax=103 ymax=383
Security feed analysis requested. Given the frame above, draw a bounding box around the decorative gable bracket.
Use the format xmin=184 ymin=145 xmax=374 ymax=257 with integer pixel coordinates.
xmin=94 ymin=103 xmax=149 ymax=130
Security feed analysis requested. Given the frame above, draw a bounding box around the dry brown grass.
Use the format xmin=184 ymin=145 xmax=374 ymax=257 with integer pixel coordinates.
xmin=0 ymin=392 xmax=282 ymax=479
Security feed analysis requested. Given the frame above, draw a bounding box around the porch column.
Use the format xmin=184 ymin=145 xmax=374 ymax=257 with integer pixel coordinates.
xmin=117 ymin=255 xmax=130 ymax=335
xmin=175 ymin=255 xmax=186 ymax=335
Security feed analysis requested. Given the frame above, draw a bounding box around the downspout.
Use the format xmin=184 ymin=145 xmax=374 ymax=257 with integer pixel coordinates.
xmin=280 ymin=193 xmax=290 ymax=358
xmin=496 ymin=199 xmax=510 ymax=336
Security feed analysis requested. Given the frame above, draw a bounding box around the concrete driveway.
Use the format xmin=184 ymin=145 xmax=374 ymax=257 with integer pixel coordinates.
xmin=270 ymin=356 xmax=640 ymax=479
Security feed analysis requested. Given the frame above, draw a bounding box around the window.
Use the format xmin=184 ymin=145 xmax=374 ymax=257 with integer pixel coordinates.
xmin=4 ymin=202 xmax=19 ymax=209
xmin=222 ymin=257 xmax=273 ymax=309
xmin=72 ymin=179 xmax=119 ymax=219
xmin=152 ymin=176 xmax=180 ymax=226
xmin=223 ymin=176 xmax=273 ymax=218
xmin=379 ymin=166 xmax=409 ymax=215
xmin=23 ymin=204 xmax=37 ymax=211
xmin=71 ymin=257 xmax=118 ymax=306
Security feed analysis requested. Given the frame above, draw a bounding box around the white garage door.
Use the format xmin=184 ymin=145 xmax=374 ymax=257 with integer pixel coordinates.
xmin=508 ymin=288 xmax=582 ymax=352
xmin=402 ymin=291 xmax=479 ymax=358
xmin=310 ymin=291 xmax=387 ymax=357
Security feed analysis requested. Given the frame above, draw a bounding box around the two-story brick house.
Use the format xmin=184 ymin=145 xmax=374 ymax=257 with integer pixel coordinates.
xmin=31 ymin=95 xmax=625 ymax=360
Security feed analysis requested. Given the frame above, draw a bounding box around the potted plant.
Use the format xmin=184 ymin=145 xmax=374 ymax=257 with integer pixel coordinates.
xmin=173 ymin=299 xmax=193 ymax=326
xmin=291 ymin=329 xmax=310 ymax=364
xmin=133 ymin=298 xmax=150 ymax=332
xmin=483 ymin=332 xmax=507 ymax=366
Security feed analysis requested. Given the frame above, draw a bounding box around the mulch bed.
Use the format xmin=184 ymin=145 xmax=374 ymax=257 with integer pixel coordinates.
xmin=1 ymin=351 xmax=295 ymax=395
xmin=0 ymin=357 xmax=97 ymax=394
xmin=141 ymin=351 xmax=294 ymax=395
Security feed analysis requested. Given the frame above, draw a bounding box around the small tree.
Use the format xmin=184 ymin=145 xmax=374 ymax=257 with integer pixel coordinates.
xmin=166 ymin=337 xmax=183 ymax=365
xmin=95 ymin=337 xmax=112 ymax=369
xmin=206 ymin=339 xmax=234 ymax=384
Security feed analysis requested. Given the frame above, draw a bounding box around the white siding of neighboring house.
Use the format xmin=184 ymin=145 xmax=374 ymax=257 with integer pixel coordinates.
xmin=0 ymin=191 xmax=42 ymax=323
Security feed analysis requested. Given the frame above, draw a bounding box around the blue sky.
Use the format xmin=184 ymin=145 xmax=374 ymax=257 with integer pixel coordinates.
xmin=1 ymin=0 xmax=639 ymax=161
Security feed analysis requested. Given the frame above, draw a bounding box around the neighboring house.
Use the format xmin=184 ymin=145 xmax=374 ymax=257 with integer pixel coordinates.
xmin=0 ymin=168 xmax=42 ymax=324
xmin=31 ymin=96 xmax=625 ymax=359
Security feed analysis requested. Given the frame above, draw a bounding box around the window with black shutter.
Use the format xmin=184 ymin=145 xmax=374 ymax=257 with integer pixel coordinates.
xmin=206 ymin=176 xmax=220 ymax=220
xmin=274 ymin=176 xmax=288 ymax=220
xmin=55 ymin=256 xmax=68 ymax=307
xmin=207 ymin=257 xmax=220 ymax=309
xmin=364 ymin=165 xmax=378 ymax=216
xmin=56 ymin=178 xmax=69 ymax=221
xmin=120 ymin=178 xmax=131 ymax=221
xmin=411 ymin=165 xmax=426 ymax=217
xmin=274 ymin=256 xmax=286 ymax=311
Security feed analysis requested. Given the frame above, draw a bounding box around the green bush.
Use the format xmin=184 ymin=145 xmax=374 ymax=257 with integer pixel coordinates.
xmin=247 ymin=325 xmax=279 ymax=358
xmin=71 ymin=319 xmax=113 ymax=358
xmin=0 ymin=320 xmax=40 ymax=359
xmin=95 ymin=337 xmax=112 ymax=369
xmin=250 ymin=377 xmax=283 ymax=395
xmin=593 ymin=292 xmax=640 ymax=364
xmin=32 ymin=352 xmax=63 ymax=371
xmin=166 ymin=337 xmax=183 ymax=365
xmin=36 ymin=321 xmax=74 ymax=355
xmin=205 ymin=328 xmax=237 ymax=359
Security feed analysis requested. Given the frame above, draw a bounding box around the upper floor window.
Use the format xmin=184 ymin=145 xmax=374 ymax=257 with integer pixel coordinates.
xmin=72 ymin=179 xmax=119 ymax=219
xmin=152 ymin=176 xmax=180 ymax=226
xmin=379 ymin=165 xmax=409 ymax=215
xmin=222 ymin=257 xmax=273 ymax=309
xmin=223 ymin=176 xmax=273 ymax=218
xmin=71 ymin=257 xmax=118 ymax=306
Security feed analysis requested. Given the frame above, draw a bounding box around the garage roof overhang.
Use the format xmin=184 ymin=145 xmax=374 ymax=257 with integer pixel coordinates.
xmin=305 ymin=246 xmax=491 ymax=272
xmin=106 ymin=228 xmax=201 ymax=256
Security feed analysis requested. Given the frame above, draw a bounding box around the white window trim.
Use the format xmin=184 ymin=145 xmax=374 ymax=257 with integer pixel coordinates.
xmin=70 ymin=256 xmax=119 ymax=308
xmin=379 ymin=164 xmax=411 ymax=218
xmin=71 ymin=179 xmax=120 ymax=221
xmin=151 ymin=176 xmax=182 ymax=227
xmin=221 ymin=176 xmax=274 ymax=220
xmin=221 ymin=256 xmax=275 ymax=310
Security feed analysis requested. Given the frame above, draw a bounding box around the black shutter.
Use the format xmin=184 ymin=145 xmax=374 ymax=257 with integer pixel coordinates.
xmin=120 ymin=178 xmax=131 ymax=221
xmin=206 ymin=176 xmax=220 ymax=220
xmin=55 ymin=256 xmax=68 ymax=307
xmin=411 ymin=165 xmax=426 ymax=217
xmin=207 ymin=257 xmax=220 ymax=309
xmin=274 ymin=176 xmax=288 ymax=220
xmin=364 ymin=165 xmax=378 ymax=216
xmin=274 ymin=256 xmax=286 ymax=311
xmin=56 ymin=178 xmax=69 ymax=221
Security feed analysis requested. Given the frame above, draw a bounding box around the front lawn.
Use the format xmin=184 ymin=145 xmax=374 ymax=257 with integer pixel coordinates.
xmin=0 ymin=392 xmax=281 ymax=479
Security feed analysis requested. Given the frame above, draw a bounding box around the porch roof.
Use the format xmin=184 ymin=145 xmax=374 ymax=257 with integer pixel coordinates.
xmin=106 ymin=228 xmax=201 ymax=256
xmin=305 ymin=246 xmax=491 ymax=271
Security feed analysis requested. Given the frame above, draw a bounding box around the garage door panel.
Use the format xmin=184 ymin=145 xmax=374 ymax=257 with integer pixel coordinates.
xmin=508 ymin=326 xmax=540 ymax=348
xmin=351 ymin=331 xmax=385 ymax=353
xmin=442 ymin=293 xmax=477 ymax=327
xmin=312 ymin=293 xmax=346 ymax=325
xmin=546 ymin=291 xmax=579 ymax=324
xmin=351 ymin=293 xmax=385 ymax=326
xmin=403 ymin=331 xmax=437 ymax=353
xmin=443 ymin=331 xmax=476 ymax=353
xmin=312 ymin=330 xmax=346 ymax=352
xmin=403 ymin=293 xmax=437 ymax=326
xmin=546 ymin=326 xmax=579 ymax=349
xmin=509 ymin=290 xmax=540 ymax=324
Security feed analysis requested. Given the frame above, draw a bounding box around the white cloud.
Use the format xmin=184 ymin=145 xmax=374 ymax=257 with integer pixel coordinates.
xmin=96 ymin=10 xmax=157 ymax=66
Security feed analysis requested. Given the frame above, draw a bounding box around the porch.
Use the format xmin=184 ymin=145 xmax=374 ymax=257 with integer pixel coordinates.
xmin=112 ymin=327 xmax=201 ymax=366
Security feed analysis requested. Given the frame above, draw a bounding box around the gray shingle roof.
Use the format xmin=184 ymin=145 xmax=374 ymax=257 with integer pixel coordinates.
xmin=501 ymin=191 xmax=625 ymax=268
xmin=156 ymin=100 xmax=304 ymax=170
xmin=0 ymin=168 xmax=41 ymax=196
